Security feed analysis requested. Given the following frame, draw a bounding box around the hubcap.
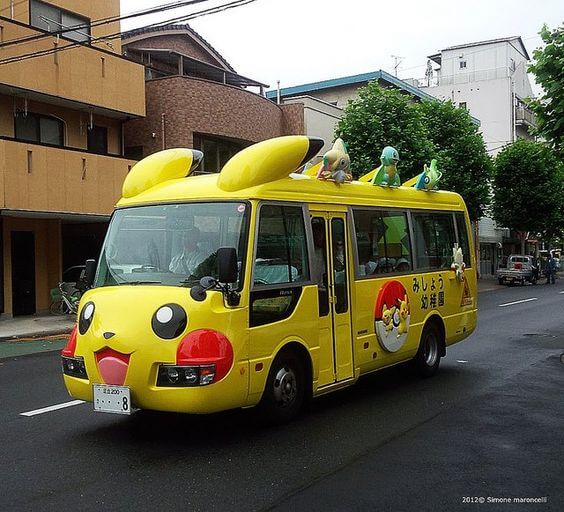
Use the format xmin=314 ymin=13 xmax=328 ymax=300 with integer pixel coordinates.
xmin=273 ymin=366 xmax=297 ymax=407
xmin=424 ymin=334 xmax=439 ymax=366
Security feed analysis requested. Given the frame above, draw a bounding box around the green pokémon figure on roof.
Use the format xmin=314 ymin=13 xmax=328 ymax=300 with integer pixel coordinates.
xmin=415 ymin=158 xmax=442 ymax=191
xmin=371 ymin=146 xmax=400 ymax=187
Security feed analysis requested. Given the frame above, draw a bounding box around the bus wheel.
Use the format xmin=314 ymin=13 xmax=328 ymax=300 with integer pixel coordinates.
xmin=414 ymin=323 xmax=441 ymax=377
xmin=260 ymin=350 xmax=305 ymax=423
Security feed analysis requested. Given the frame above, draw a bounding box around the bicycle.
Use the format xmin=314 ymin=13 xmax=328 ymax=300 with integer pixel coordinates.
xmin=49 ymin=282 xmax=81 ymax=315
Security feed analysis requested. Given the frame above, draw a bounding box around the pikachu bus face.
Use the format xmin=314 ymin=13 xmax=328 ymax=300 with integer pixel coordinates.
xmin=62 ymin=202 xmax=251 ymax=414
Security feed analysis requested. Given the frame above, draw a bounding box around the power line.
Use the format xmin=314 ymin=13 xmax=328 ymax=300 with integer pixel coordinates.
xmin=0 ymin=0 xmax=211 ymax=49
xmin=0 ymin=0 xmax=257 ymax=66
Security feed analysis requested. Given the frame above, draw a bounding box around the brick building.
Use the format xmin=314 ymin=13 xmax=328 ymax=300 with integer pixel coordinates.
xmin=122 ymin=24 xmax=306 ymax=173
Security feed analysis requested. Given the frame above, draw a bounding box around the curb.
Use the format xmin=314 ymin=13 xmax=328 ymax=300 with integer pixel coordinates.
xmin=0 ymin=328 xmax=72 ymax=343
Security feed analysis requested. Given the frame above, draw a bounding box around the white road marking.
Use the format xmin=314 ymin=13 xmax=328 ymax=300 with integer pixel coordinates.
xmin=20 ymin=400 xmax=85 ymax=417
xmin=457 ymin=360 xmax=468 ymax=363
xmin=498 ymin=298 xmax=538 ymax=308
xmin=560 ymin=291 xmax=564 ymax=294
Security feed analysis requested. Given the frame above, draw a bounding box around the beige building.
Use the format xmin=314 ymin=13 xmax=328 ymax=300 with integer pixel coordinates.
xmin=0 ymin=0 xmax=145 ymax=316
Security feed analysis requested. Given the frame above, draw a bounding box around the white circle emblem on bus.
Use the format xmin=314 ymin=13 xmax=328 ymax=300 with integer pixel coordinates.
xmin=156 ymin=306 xmax=174 ymax=324
xmin=83 ymin=303 xmax=95 ymax=320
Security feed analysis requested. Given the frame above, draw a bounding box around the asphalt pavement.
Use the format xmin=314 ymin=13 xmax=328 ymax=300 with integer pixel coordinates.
xmin=0 ymin=277 xmax=562 ymax=511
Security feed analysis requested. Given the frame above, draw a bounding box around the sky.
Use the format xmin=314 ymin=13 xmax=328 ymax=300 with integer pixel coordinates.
xmin=120 ymin=0 xmax=563 ymax=94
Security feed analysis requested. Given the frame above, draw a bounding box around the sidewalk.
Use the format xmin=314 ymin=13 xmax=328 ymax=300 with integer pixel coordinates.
xmin=0 ymin=313 xmax=75 ymax=342
xmin=477 ymin=275 xmax=500 ymax=293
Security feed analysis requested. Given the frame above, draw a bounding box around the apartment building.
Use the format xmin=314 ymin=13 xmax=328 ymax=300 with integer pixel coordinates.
xmin=420 ymin=37 xmax=537 ymax=275
xmin=0 ymin=0 xmax=145 ymax=316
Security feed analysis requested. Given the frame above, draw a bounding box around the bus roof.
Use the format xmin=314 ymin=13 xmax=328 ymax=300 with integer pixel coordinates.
xmin=117 ymin=172 xmax=466 ymax=212
xmin=117 ymin=137 xmax=467 ymax=213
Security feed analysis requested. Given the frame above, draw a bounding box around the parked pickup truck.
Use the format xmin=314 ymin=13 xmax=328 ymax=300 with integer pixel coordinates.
xmin=497 ymin=255 xmax=539 ymax=286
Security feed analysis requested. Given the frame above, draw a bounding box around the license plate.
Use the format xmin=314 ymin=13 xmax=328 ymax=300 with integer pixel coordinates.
xmin=93 ymin=384 xmax=133 ymax=415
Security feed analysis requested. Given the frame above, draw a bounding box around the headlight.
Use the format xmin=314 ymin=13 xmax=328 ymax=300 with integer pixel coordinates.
xmin=78 ymin=302 xmax=95 ymax=335
xmin=151 ymin=304 xmax=187 ymax=339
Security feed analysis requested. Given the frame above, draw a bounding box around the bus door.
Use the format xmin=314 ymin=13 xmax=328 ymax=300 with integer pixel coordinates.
xmin=312 ymin=213 xmax=354 ymax=387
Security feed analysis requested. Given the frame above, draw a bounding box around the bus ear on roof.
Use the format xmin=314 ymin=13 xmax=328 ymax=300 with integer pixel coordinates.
xmin=217 ymin=136 xmax=324 ymax=192
xmin=121 ymin=148 xmax=203 ymax=199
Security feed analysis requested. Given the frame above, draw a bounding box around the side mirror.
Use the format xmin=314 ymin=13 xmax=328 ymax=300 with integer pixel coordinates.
xmin=84 ymin=259 xmax=97 ymax=287
xmin=190 ymin=285 xmax=207 ymax=302
xmin=217 ymin=247 xmax=238 ymax=284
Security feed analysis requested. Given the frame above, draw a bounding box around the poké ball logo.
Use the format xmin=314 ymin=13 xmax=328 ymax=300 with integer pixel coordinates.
xmin=374 ymin=280 xmax=410 ymax=352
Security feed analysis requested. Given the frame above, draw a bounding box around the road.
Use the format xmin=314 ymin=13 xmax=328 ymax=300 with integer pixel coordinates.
xmin=1 ymin=281 xmax=563 ymax=511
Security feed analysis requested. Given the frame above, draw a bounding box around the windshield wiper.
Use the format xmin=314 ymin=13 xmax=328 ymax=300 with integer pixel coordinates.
xmin=126 ymin=281 xmax=162 ymax=285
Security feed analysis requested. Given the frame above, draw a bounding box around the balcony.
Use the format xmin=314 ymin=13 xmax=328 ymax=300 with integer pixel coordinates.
xmin=0 ymin=17 xmax=145 ymax=117
xmin=515 ymin=106 xmax=536 ymax=128
xmin=0 ymin=138 xmax=135 ymax=215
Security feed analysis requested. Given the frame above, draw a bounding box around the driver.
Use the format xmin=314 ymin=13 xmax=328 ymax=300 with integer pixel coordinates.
xmin=169 ymin=227 xmax=207 ymax=275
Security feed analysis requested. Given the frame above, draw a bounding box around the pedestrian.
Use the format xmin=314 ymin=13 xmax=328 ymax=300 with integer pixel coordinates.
xmin=545 ymin=252 xmax=557 ymax=285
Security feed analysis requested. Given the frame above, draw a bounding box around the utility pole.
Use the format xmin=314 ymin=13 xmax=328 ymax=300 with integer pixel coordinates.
xmin=391 ymin=55 xmax=403 ymax=77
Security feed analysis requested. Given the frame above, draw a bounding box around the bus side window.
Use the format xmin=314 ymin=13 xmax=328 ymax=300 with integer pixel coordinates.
xmin=412 ymin=213 xmax=456 ymax=270
xmin=455 ymin=213 xmax=471 ymax=267
xmin=312 ymin=217 xmax=329 ymax=316
xmin=380 ymin=210 xmax=412 ymax=273
xmin=353 ymin=209 xmax=412 ymax=276
xmin=254 ymin=204 xmax=309 ymax=286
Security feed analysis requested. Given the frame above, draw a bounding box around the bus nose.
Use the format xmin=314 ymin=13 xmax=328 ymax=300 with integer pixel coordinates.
xmin=103 ymin=332 xmax=115 ymax=339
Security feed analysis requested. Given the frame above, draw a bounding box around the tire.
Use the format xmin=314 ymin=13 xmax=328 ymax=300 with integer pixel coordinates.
xmin=259 ymin=350 xmax=306 ymax=424
xmin=413 ymin=323 xmax=442 ymax=378
xmin=498 ymin=278 xmax=503 ymax=285
xmin=49 ymin=300 xmax=64 ymax=315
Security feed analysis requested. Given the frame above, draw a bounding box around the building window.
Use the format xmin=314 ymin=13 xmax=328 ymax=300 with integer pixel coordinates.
xmin=124 ymin=146 xmax=144 ymax=160
xmin=193 ymin=134 xmax=248 ymax=174
xmin=459 ymin=102 xmax=467 ymax=110
xmin=87 ymin=125 xmax=108 ymax=155
xmin=30 ymin=0 xmax=90 ymax=43
xmin=14 ymin=112 xmax=64 ymax=146
xmin=459 ymin=61 xmax=467 ymax=69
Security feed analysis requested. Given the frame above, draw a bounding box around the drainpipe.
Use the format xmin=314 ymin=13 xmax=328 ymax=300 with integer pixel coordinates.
xmin=161 ymin=113 xmax=166 ymax=150
xmin=276 ymin=80 xmax=281 ymax=105
xmin=511 ymin=79 xmax=516 ymax=142
xmin=10 ymin=0 xmax=14 ymax=19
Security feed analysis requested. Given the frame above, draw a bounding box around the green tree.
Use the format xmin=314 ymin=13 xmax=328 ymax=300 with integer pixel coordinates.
xmin=527 ymin=24 xmax=564 ymax=155
xmin=336 ymin=83 xmax=433 ymax=180
xmin=492 ymin=139 xmax=564 ymax=253
xmin=418 ymin=100 xmax=493 ymax=221
xmin=336 ymin=83 xmax=492 ymax=221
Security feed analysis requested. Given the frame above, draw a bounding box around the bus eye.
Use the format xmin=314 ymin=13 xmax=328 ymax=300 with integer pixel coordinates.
xmin=79 ymin=302 xmax=95 ymax=335
xmin=152 ymin=304 xmax=187 ymax=339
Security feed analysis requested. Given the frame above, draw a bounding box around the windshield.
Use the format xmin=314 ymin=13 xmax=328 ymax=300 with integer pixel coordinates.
xmin=95 ymin=202 xmax=250 ymax=288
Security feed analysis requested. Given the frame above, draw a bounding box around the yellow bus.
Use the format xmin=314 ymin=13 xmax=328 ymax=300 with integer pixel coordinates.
xmin=62 ymin=136 xmax=477 ymax=422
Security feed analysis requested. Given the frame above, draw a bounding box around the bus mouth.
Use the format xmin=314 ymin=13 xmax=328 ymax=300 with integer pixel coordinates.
xmin=96 ymin=348 xmax=130 ymax=386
